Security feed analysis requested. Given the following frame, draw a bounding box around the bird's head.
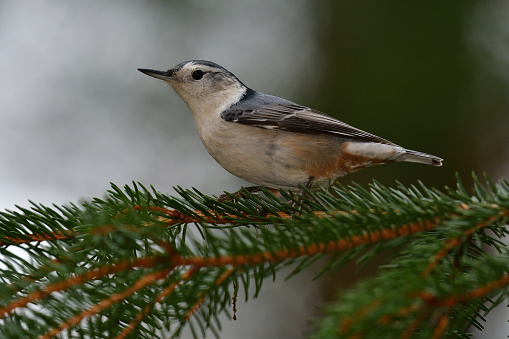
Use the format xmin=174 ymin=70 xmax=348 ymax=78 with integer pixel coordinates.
xmin=139 ymin=60 xmax=247 ymax=114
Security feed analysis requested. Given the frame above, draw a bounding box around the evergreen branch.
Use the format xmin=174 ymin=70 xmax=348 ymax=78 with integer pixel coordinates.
xmin=185 ymin=268 xmax=235 ymax=321
xmin=0 ymin=208 xmax=331 ymax=246
xmin=398 ymin=270 xmax=509 ymax=339
xmin=420 ymin=272 xmax=509 ymax=307
xmin=312 ymin=177 xmax=509 ymax=338
xmin=116 ymin=267 xmax=197 ymax=339
xmin=397 ymin=305 xmax=423 ymax=339
xmin=40 ymin=268 xmax=174 ymax=339
xmin=394 ymin=270 xmax=509 ymax=339
xmin=431 ymin=313 xmax=450 ymax=339
xmin=171 ymin=217 xmax=439 ymax=268
xmin=423 ymin=208 xmax=509 ymax=277
xmin=0 ymin=230 xmax=75 ymax=246
xmin=0 ymin=176 xmax=507 ymax=338
xmin=0 ymin=256 xmax=159 ymax=318
xmin=0 ymin=213 xmax=440 ymax=335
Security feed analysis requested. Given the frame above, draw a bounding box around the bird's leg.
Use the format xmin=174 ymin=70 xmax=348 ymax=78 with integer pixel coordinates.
xmin=304 ymin=176 xmax=315 ymax=190
xmin=290 ymin=176 xmax=315 ymax=214
xmin=295 ymin=176 xmax=315 ymax=200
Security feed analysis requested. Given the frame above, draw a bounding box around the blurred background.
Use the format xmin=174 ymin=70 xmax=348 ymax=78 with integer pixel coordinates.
xmin=1 ymin=1 xmax=508 ymax=337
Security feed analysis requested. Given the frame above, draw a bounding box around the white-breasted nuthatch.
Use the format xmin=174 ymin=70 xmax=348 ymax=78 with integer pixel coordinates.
xmin=138 ymin=60 xmax=442 ymax=191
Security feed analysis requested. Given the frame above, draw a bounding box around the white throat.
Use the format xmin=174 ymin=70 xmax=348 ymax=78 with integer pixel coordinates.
xmin=180 ymin=83 xmax=247 ymax=118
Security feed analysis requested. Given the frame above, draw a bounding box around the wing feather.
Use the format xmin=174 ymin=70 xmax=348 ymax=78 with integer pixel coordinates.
xmin=221 ymin=103 xmax=395 ymax=145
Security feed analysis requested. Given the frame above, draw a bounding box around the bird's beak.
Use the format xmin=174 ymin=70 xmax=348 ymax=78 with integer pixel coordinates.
xmin=138 ymin=68 xmax=176 ymax=81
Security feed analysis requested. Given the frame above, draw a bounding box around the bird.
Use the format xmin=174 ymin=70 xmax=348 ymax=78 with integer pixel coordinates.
xmin=138 ymin=60 xmax=442 ymax=194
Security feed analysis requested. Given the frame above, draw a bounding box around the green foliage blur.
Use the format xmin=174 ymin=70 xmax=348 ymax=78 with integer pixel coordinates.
xmin=306 ymin=1 xmax=493 ymax=188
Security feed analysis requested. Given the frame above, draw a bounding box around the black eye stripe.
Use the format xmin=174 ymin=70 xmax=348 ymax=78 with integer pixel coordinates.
xmin=192 ymin=70 xmax=204 ymax=80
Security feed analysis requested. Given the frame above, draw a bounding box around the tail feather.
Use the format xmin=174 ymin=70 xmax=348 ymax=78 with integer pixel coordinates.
xmin=343 ymin=142 xmax=443 ymax=167
xmin=399 ymin=149 xmax=443 ymax=166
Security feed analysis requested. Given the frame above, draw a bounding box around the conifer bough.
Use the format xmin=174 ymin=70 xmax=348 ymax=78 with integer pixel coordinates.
xmin=0 ymin=174 xmax=507 ymax=338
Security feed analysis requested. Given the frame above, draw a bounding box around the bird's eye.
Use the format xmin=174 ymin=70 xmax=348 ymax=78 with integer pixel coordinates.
xmin=192 ymin=70 xmax=204 ymax=80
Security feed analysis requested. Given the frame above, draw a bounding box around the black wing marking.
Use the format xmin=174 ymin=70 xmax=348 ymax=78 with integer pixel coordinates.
xmin=221 ymin=103 xmax=395 ymax=145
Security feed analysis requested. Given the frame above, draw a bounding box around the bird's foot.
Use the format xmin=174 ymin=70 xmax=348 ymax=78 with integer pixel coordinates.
xmin=289 ymin=176 xmax=315 ymax=216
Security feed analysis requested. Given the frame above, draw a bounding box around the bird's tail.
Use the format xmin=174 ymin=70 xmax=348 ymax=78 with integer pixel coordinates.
xmin=343 ymin=142 xmax=443 ymax=167
xmin=398 ymin=149 xmax=443 ymax=167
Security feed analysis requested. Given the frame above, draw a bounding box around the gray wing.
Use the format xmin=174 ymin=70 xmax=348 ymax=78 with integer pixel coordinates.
xmin=221 ymin=93 xmax=395 ymax=145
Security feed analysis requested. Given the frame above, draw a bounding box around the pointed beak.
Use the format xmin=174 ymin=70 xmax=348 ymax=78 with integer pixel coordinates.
xmin=138 ymin=68 xmax=176 ymax=81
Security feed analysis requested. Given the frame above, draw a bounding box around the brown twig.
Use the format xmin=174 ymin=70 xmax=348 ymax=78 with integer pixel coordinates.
xmin=422 ymin=210 xmax=509 ymax=277
xmin=0 ymin=207 xmax=331 ymax=246
xmin=342 ymin=270 xmax=509 ymax=339
xmin=420 ymin=272 xmax=509 ymax=308
xmin=185 ymin=268 xmax=236 ymax=321
xmin=39 ymin=268 xmax=172 ymax=339
xmin=340 ymin=300 xmax=382 ymax=335
xmin=116 ymin=267 xmax=198 ymax=339
xmin=337 ymin=208 xmax=509 ymax=338
xmin=431 ymin=312 xmax=450 ymax=339
xmin=400 ymin=308 xmax=429 ymax=339
xmin=232 ymin=280 xmax=238 ymax=321
xmin=172 ymin=218 xmax=439 ymax=268
xmin=0 ymin=257 xmax=158 ymax=318
xmin=0 ymin=230 xmax=75 ymax=246
xmin=347 ymin=267 xmax=509 ymax=338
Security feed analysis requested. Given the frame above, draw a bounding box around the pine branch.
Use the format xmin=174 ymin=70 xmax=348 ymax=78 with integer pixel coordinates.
xmin=0 ymin=175 xmax=507 ymax=338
